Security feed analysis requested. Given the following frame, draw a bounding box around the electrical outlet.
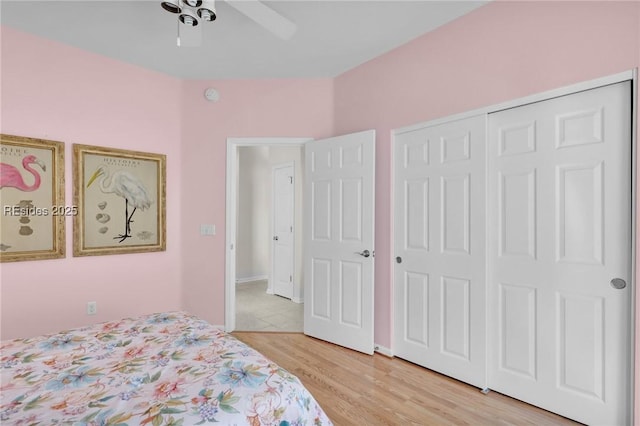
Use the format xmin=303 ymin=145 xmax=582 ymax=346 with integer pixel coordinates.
xmin=87 ymin=301 xmax=97 ymax=315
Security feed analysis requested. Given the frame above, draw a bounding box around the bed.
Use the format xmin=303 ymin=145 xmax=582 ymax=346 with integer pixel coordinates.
xmin=0 ymin=311 xmax=332 ymax=425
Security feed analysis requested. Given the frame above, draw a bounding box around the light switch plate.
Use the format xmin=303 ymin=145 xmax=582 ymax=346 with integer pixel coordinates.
xmin=200 ymin=224 xmax=215 ymax=236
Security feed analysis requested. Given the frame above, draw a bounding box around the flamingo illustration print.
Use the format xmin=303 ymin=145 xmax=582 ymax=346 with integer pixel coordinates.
xmin=0 ymin=155 xmax=46 ymax=191
xmin=87 ymin=166 xmax=153 ymax=243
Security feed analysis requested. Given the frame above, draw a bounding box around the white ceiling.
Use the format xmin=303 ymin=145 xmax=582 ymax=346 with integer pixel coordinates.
xmin=1 ymin=0 xmax=486 ymax=79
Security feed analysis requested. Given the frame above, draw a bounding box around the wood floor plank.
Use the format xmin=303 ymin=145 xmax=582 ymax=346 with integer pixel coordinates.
xmin=232 ymin=332 xmax=580 ymax=425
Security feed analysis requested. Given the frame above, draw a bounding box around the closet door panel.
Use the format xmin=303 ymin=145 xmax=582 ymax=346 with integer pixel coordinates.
xmin=393 ymin=115 xmax=486 ymax=388
xmin=487 ymin=81 xmax=632 ymax=426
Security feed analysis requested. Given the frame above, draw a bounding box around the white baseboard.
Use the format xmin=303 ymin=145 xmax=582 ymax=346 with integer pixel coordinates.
xmin=236 ymin=275 xmax=268 ymax=285
xmin=291 ymin=297 xmax=303 ymax=304
xmin=374 ymin=344 xmax=393 ymax=358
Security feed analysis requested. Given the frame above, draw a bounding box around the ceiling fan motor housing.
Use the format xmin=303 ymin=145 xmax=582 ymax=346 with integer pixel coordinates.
xmin=163 ymin=0 xmax=215 ymax=25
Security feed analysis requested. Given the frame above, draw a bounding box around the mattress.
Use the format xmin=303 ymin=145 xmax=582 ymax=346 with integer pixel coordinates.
xmin=0 ymin=311 xmax=332 ymax=425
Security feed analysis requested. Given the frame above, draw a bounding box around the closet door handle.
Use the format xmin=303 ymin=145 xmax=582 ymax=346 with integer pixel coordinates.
xmin=273 ymin=236 xmax=279 ymax=241
xmin=610 ymin=278 xmax=626 ymax=289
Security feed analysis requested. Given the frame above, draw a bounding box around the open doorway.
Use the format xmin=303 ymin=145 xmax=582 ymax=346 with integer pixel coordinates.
xmin=225 ymin=138 xmax=310 ymax=332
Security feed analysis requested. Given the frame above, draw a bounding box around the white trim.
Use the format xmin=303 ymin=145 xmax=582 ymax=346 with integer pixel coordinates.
xmin=394 ymin=70 xmax=635 ymax=136
xmin=291 ymin=296 xmax=303 ymax=304
xmin=389 ymin=128 xmax=396 ymax=357
xmin=236 ymin=275 xmax=269 ymax=285
xmin=483 ymin=113 xmax=490 ymax=391
xmin=225 ymin=137 xmax=311 ymax=333
xmin=227 ymin=138 xmax=312 ymax=147
xmin=374 ymin=344 xmax=393 ymax=358
xmin=630 ymin=68 xmax=638 ymax=426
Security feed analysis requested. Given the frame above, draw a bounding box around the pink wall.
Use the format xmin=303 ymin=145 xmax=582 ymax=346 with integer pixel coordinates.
xmin=2 ymin=0 xmax=640 ymax=420
xmin=333 ymin=0 xmax=640 ymax=421
xmin=0 ymin=27 xmax=184 ymax=339
xmin=179 ymin=79 xmax=334 ymax=325
xmin=0 ymin=27 xmax=335 ymax=337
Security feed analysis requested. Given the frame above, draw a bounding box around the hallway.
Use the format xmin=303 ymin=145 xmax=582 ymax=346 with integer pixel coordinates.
xmin=235 ymin=280 xmax=303 ymax=332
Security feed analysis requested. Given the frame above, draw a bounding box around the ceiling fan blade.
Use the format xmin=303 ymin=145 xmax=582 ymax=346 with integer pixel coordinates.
xmin=225 ymin=0 xmax=297 ymax=40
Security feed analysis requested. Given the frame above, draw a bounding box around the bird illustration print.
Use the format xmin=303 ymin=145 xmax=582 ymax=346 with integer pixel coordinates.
xmin=87 ymin=166 xmax=153 ymax=243
xmin=0 ymin=155 xmax=46 ymax=191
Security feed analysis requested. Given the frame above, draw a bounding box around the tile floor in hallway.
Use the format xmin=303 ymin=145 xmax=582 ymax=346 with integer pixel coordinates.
xmin=235 ymin=280 xmax=303 ymax=332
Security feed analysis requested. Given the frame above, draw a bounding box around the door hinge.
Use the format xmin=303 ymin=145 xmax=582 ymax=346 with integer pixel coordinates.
xmin=289 ymin=176 xmax=293 ymax=184
xmin=289 ymin=275 xmax=292 ymax=282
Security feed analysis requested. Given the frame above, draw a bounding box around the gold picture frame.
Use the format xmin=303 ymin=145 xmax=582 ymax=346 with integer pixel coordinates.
xmin=0 ymin=134 xmax=66 ymax=262
xmin=73 ymin=144 xmax=166 ymax=256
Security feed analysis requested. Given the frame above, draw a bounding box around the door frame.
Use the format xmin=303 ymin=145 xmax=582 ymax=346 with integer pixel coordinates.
xmin=270 ymin=161 xmax=296 ymax=298
xmin=391 ymin=69 xmax=637 ymax=422
xmin=225 ymin=137 xmax=311 ymax=332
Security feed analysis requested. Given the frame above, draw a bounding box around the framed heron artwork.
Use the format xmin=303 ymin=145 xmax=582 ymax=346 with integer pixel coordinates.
xmin=0 ymin=134 xmax=66 ymax=262
xmin=73 ymin=144 xmax=166 ymax=256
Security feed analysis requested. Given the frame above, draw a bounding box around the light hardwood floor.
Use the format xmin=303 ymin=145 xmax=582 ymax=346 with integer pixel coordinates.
xmin=233 ymin=332 xmax=580 ymax=425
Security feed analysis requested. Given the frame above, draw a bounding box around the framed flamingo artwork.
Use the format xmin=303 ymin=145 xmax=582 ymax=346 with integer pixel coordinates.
xmin=0 ymin=134 xmax=66 ymax=262
xmin=73 ymin=144 xmax=166 ymax=256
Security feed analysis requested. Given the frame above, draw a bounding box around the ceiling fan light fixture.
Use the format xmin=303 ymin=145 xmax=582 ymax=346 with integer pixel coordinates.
xmin=197 ymin=1 xmax=216 ymax=22
xmin=179 ymin=8 xmax=199 ymax=26
xmin=160 ymin=0 xmax=181 ymax=14
xmin=184 ymin=0 xmax=202 ymax=7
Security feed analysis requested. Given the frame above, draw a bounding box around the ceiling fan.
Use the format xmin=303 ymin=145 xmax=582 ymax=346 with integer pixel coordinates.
xmin=161 ymin=0 xmax=297 ymax=46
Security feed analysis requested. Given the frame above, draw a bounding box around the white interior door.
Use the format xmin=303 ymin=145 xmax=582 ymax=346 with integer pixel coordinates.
xmin=393 ymin=115 xmax=487 ymax=388
xmin=304 ymin=130 xmax=375 ymax=354
xmin=272 ymin=163 xmax=294 ymax=299
xmin=487 ymin=81 xmax=632 ymax=425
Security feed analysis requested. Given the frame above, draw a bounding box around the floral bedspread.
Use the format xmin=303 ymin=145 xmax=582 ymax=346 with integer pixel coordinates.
xmin=0 ymin=311 xmax=332 ymax=425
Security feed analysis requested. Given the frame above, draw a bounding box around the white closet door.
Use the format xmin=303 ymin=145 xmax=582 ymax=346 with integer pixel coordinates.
xmin=487 ymin=81 xmax=632 ymax=425
xmin=393 ymin=115 xmax=486 ymax=388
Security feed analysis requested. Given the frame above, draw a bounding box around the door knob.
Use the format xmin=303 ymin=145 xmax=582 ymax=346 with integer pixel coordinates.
xmin=356 ymin=249 xmax=371 ymax=258
xmin=273 ymin=236 xmax=279 ymax=241
xmin=610 ymin=278 xmax=627 ymax=290
xmin=396 ymin=256 xmax=402 ymax=264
